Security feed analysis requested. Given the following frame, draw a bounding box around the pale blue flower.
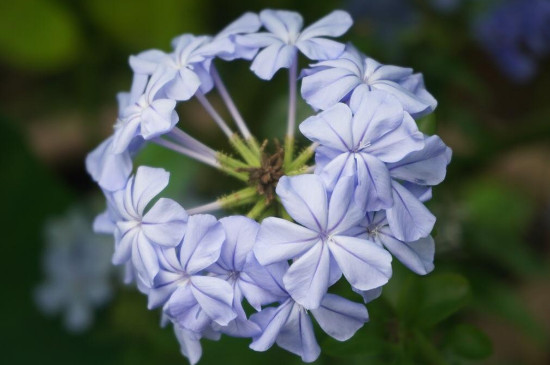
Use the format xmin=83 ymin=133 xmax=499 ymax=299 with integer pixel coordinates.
xmin=109 ymin=166 xmax=188 ymax=285
xmin=86 ymin=93 xmax=144 ymax=192
xmin=250 ymin=293 xmax=369 ymax=363
xmin=300 ymin=90 xmax=424 ymax=211
xmin=111 ymin=70 xmax=179 ymax=154
xmin=199 ymin=12 xmax=262 ymax=61
xmin=237 ymin=9 xmax=353 ymax=80
xmin=255 ymin=174 xmax=392 ymax=309
xmin=301 ymin=44 xmax=437 ymax=117
xmin=147 ymin=214 xmax=237 ymax=333
xmin=35 ymin=208 xmax=114 ymax=332
xmin=208 ymin=216 xmax=287 ymax=337
xmin=347 ymin=211 xmax=435 ymax=275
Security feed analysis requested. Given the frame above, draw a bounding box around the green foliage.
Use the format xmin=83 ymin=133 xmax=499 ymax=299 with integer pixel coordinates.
xmin=444 ymin=324 xmax=493 ymax=360
xmin=0 ymin=0 xmax=82 ymax=71
xmin=462 ymin=179 xmax=542 ymax=276
xmin=84 ymin=0 xmax=204 ymax=50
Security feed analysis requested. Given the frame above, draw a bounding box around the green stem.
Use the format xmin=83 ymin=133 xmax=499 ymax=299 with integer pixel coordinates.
xmin=283 ymin=135 xmax=294 ymax=170
xmin=220 ymin=166 xmax=248 ymax=182
xmin=287 ymin=143 xmax=316 ymax=172
xmin=246 ymin=137 xmax=262 ymax=157
xmin=219 ymin=187 xmax=258 ymax=209
xmin=230 ymin=134 xmax=260 ymax=166
xmin=217 ymin=152 xmax=249 ymax=170
xmin=247 ymin=197 xmax=268 ymax=219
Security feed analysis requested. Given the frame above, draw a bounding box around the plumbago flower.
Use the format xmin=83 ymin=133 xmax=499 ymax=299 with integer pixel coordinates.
xmin=301 ymin=44 xmax=437 ymax=117
xmin=85 ymin=9 xmax=451 ymax=365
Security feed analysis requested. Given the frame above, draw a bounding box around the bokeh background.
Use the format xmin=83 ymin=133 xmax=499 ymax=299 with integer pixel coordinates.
xmin=2 ymin=0 xmax=549 ymax=364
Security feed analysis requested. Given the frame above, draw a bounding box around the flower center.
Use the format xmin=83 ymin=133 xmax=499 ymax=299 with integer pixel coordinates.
xmin=238 ymin=140 xmax=285 ymax=204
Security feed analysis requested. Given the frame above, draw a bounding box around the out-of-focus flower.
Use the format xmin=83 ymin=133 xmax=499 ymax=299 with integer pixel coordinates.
xmin=35 ymin=208 xmax=114 ymax=332
xmin=475 ymin=0 xmax=550 ymax=83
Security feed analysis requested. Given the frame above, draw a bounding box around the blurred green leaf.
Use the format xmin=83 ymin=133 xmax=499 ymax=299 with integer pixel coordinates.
xmin=383 ymin=265 xmax=470 ymax=328
xmin=445 ymin=324 xmax=492 ymax=360
xmin=415 ymin=273 xmax=471 ymax=328
xmin=0 ymin=0 xmax=82 ymax=71
xmin=84 ymin=0 xmax=204 ymax=50
xmin=322 ymin=324 xmax=391 ymax=359
xmin=462 ymin=180 xmax=542 ymax=276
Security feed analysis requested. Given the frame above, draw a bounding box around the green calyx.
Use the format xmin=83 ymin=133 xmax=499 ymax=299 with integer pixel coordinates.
xmin=216 ymin=135 xmax=314 ymax=220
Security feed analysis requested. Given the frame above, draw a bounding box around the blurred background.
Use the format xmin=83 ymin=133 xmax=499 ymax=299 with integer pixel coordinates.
xmin=1 ymin=0 xmax=549 ymax=364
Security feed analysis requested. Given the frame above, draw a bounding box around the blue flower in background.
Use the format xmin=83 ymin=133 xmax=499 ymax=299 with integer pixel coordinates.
xmin=35 ymin=208 xmax=114 ymax=332
xmin=475 ymin=0 xmax=550 ymax=83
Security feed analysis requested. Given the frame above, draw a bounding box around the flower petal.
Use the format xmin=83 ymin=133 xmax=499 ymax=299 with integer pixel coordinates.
xmin=283 ymin=243 xmax=330 ymax=309
xmin=296 ymin=37 xmax=346 ymax=60
xmin=311 ymin=293 xmax=368 ymax=341
xmin=173 ymin=325 xmax=203 ymax=365
xmin=260 ymin=10 xmax=303 ymax=41
xmin=299 ymin=103 xmax=354 ymax=152
xmin=385 ymin=181 xmax=436 ymax=242
xmin=276 ymin=303 xmax=321 ymax=363
xmin=249 ymin=298 xmax=294 ymax=351
xmin=388 ymin=135 xmax=452 ymax=186
xmin=218 ymin=216 xmax=259 ymax=271
xmin=378 ymin=228 xmax=435 ymax=275
xmin=190 ymin=276 xmax=236 ymax=326
xmin=250 ymin=43 xmax=296 ymax=80
xmin=179 ymin=215 xmax=225 ymax=275
xmin=299 ymin=10 xmax=353 ymax=39
xmin=254 ymin=217 xmax=319 ymax=265
xmin=131 ymin=232 xmax=160 ymax=285
xmin=327 ymin=176 xmax=365 ymax=233
xmin=132 ymin=166 xmax=170 ymax=215
xmin=275 ymin=175 xmax=328 ymax=231
xmin=354 ymin=152 xmax=393 ymax=211
xmin=142 ymin=198 xmax=188 ymax=247
xmin=86 ymin=136 xmax=133 ymax=192
xmin=328 ymin=235 xmax=392 ymax=291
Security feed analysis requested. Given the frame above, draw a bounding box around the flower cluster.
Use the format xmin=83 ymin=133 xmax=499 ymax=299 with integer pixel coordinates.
xmin=87 ymin=9 xmax=451 ymax=364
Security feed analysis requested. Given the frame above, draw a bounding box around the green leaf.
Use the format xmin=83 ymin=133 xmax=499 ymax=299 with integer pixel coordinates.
xmin=414 ymin=273 xmax=471 ymax=328
xmin=322 ymin=325 xmax=391 ymax=359
xmin=462 ymin=180 xmax=542 ymax=276
xmin=445 ymin=324 xmax=493 ymax=360
xmin=0 ymin=0 xmax=82 ymax=71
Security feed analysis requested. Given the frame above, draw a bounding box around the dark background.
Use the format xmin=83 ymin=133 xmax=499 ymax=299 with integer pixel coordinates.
xmin=1 ymin=0 xmax=549 ymax=364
